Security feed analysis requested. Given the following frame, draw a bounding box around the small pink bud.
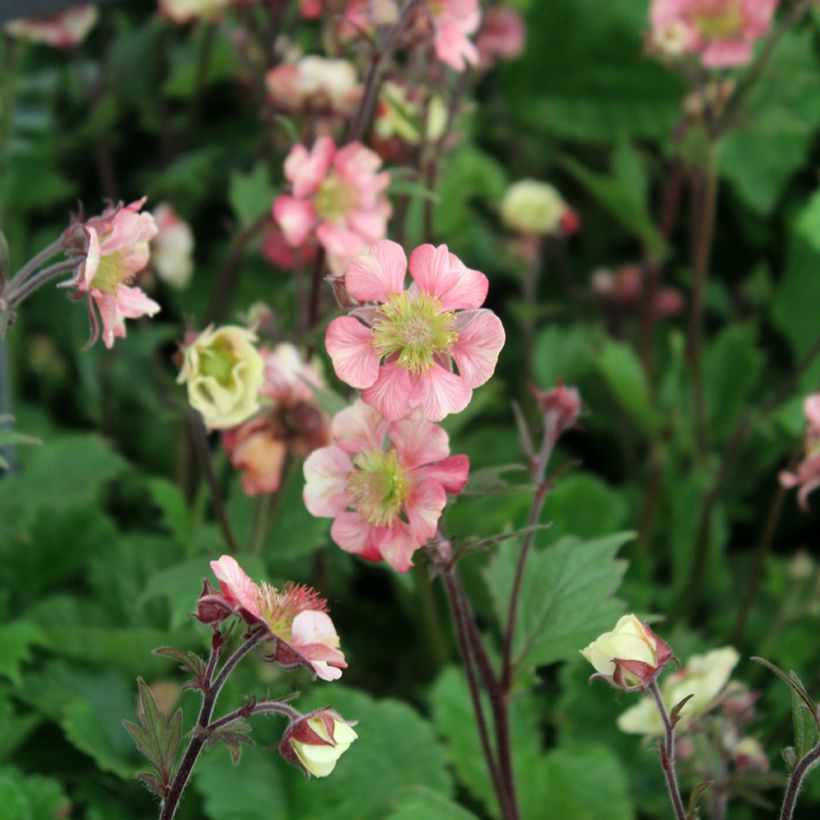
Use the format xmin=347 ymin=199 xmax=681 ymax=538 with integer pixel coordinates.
xmin=194 ymin=580 xmax=234 ymax=625
xmin=530 ymin=383 xmax=581 ymax=442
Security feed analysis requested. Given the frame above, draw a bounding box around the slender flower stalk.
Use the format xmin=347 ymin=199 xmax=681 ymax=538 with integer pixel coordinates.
xmin=5 ymin=235 xmax=68 ymax=293
xmin=779 ymin=741 xmax=820 ymax=820
xmin=648 ymin=678 xmax=687 ymax=820
xmin=5 ymin=260 xmax=79 ymax=308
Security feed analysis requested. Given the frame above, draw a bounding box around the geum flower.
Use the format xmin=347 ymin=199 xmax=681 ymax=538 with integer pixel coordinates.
xmin=68 ymin=198 xmax=160 ymax=349
xmin=780 ymin=394 xmax=820 ymax=511
xmin=223 ymin=343 xmax=331 ymax=496
xmin=273 ymin=136 xmax=391 ymax=262
xmin=280 ymin=709 xmax=358 ymax=778
xmin=326 ymin=240 xmax=505 ymax=421
xmin=649 ymin=0 xmax=778 ymax=68
xmin=581 ymin=614 xmax=673 ymax=691
xmin=427 ymin=0 xmax=482 ymax=71
xmin=303 ymin=400 xmax=469 ymax=572
xmin=209 ymin=555 xmax=347 ymax=681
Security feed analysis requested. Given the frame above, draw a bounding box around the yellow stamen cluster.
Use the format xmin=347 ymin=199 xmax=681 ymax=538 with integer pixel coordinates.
xmin=347 ymin=448 xmax=408 ymax=527
xmin=371 ymin=291 xmax=458 ymax=374
xmin=690 ymin=0 xmax=742 ymax=39
xmin=314 ymin=174 xmax=358 ymax=223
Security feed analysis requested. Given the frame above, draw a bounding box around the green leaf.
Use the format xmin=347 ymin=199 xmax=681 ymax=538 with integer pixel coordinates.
xmin=123 ymin=677 xmax=183 ymax=787
xmin=0 ymin=766 xmax=70 ymax=819
xmin=0 ymin=694 xmax=41 ymax=760
xmin=772 ymin=233 xmax=820 ymax=358
xmin=560 ymin=155 xmax=667 ymax=259
xmin=792 ymin=688 xmax=819 ymax=760
xmin=720 ymin=31 xmax=820 ymax=215
xmin=540 ymin=474 xmax=629 ymax=543
xmin=387 ymin=787 xmax=478 ymax=819
xmin=146 ymin=478 xmax=194 ymax=546
xmin=484 ymin=532 xmax=630 ymax=670
xmin=532 ymin=323 xmax=599 ymax=388
xmin=795 ymin=187 xmax=820 ymax=255
xmin=595 ymin=340 xmax=663 ymax=436
xmin=0 ymin=622 xmax=46 ymax=685
xmin=229 ymin=163 xmax=277 ymax=230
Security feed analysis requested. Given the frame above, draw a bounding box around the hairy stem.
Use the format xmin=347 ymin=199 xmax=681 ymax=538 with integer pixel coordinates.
xmin=206 ymin=698 xmax=300 ymax=734
xmin=648 ymin=679 xmax=687 ymax=820
xmin=780 ymin=741 xmax=820 ymax=820
xmin=5 ymin=236 xmax=69 ymax=293
xmin=6 ymin=260 xmax=78 ymax=308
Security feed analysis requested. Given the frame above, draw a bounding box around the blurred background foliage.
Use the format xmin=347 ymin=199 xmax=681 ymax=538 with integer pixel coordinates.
xmin=0 ymin=0 xmax=819 ymax=818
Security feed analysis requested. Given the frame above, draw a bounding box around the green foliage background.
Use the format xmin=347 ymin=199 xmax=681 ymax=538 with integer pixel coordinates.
xmin=0 ymin=1 xmax=819 ymax=818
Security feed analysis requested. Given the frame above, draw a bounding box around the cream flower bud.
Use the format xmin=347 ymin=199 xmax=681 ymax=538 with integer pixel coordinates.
xmin=177 ymin=325 xmax=265 ymax=430
xmin=281 ymin=710 xmax=358 ymax=778
xmin=500 ymin=179 xmax=571 ymax=236
xmin=581 ymin=614 xmax=672 ymax=690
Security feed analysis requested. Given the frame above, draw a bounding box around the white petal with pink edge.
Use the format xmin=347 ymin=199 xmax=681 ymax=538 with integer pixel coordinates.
xmin=290 ymin=610 xmax=342 ymax=650
xmin=303 ymin=446 xmax=354 ymax=517
xmin=408 ymin=243 xmax=488 ymax=310
xmin=452 ymin=309 xmax=505 ymax=388
xmin=325 ymin=316 xmax=381 ymax=389
xmin=344 ymin=239 xmax=406 ymax=303
xmin=331 ymin=400 xmax=386 ymax=454
xmin=209 ymin=555 xmax=261 ymax=618
xmin=410 ymin=365 xmax=472 ymax=421
xmin=388 ymin=415 xmax=450 ymax=470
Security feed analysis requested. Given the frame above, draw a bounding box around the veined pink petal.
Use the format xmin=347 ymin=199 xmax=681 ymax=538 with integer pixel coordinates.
xmin=303 ymin=446 xmax=354 ymax=517
xmin=408 ymin=244 xmax=488 ymax=310
xmin=325 ymin=316 xmax=381 ymax=389
xmin=405 ymin=477 xmax=446 ymax=544
xmin=285 ymin=136 xmax=335 ymax=198
xmin=210 ymin=555 xmax=261 ymax=618
xmin=316 ymin=222 xmax=367 ymax=257
xmin=410 ymin=365 xmax=472 ymax=421
xmin=273 ymin=196 xmax=316 ymax=247
xmin=377 ymin=522 xmax=419 ymax=573
xmin=388 ymin=415 xmax=450 ymax=470
xmin=94 ymin=292 xmax=126 ymax=349
xmin=452 ymin=309 xmax=505 ymax=388
xmin=347 ymin=210 xmax=389 ymax=243
xmin=414 ymin=454 xmax=470 ymax=494
xmin=344 ymin=239 xmax=406 ymax=303
xmin=331 ymin=399 xmax=386 ymax=454
xmin=334 ymin=141 xmax=383 ymax=180
xmin=331 ymin=511 xmax=380 ymax=561
xmin=291 ymin=610 xmax=341 ymax=648
xmin=114 ymin=284 xmax=160 ymax=319
xmin=361 ymin=362 xmax=416 ymax=421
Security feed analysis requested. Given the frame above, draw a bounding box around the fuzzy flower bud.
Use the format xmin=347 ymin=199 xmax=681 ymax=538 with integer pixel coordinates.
xmin=177 ymin=325 xmax=265 ymax=430
xmin=581 ymin=614 xmax=673 ymax=690
xmin=530 ymin=383 xmax=581 ymax=443
xmin=280 ymin=709 xmax=358 ymax=778
xmin=500 ymin=180 xmax=576 ymax=237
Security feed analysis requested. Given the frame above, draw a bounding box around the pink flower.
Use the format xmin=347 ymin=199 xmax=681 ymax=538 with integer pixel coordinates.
xmin=273 ymin=137 xmax=391 ymax=263
xmin=780 ymin=394 xmax=820 ymax=511
xmin=69 ymin=198 xmax=160 ymax=349
xmin=476 ymin=6 xmax=526 ymax=68
xmin=266 ymin=57 xmax=361 ymax=116
xmin=210 ymin=555 xmax=347 ymax=681
xmin=303 ymin=400 xmax=469 ymax=572
xmin=4 ymin=5 xmax=98 ymax=48
xmin=223 ymin=344 xmax=331 ymax=496
xmin=325 ymin=240 xmax=505 ymax=421
xmin=261 ymin=220 xmax=318 ymax=270
xmin=429 ymin=0 xmax=481 ymax=71
xmin=649 ymin=0 xmax=779 ymax=68
xmin=531 ymin=383 xmax=582 ymax=443
xmin=299 ymin=0 xmax=323 ymax=18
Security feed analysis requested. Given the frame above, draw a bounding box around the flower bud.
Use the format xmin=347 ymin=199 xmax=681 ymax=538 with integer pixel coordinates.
xmin=177 ymin=325 xmax=265 ymax=430
xmin=500 ymin=180 xmax=574 ymax=237
xmin=732 ymin=736 xmax=769 ymax=774
xmin=194 ymin=579 xmax=234 ymax=625
xmin=530 ymin=383 xmax=581 ymax=443
xmin=280 ymin=709 xmax=358 ymax=778
xmin=581 ymin=614 xmax=672 ymax=690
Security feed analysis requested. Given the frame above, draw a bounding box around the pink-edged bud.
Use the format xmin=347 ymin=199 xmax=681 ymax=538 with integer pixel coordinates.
xmin=194 ymin=579 xmax=235 ymax=625
xmin=280 ymin=709 xmax=358 ymax=778
xmin=719 ymin=681 xmax=759 ymax=725
xmin=531 ymin=383 xmax=581 ymax=443
xmin=581 ymin=614 xmax=673 ymax=690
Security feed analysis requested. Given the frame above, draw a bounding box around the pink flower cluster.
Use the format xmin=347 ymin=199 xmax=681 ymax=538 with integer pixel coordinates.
xmin=209 ymin=555 xmax=347 ymax=681
xmin=780 ymin=394 xmax=820 ymax=511
xmin=273 ymin=137 xmax=391 ymax=265
xmin=69 ymin=198 xmax=161 ymax=349
xmin=649 ymin=0 xmax=779 ymax=68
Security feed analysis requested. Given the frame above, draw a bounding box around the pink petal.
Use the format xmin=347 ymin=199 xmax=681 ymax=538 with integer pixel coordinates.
xmin=316 ymin=222 xmax=367 ymax=257
xmin=388 ymin=416 xmax=450 ymax=470
xmin=209 ymin=555 xmax=261 ymax=618
xmin=410 ymin=365 xmax=472 ymax=421
xmin=701 ymin=41 xmax=753 ymax=68
xmin=114 ymin=284 xmax=160 ymax=319
xmin=77 ymin=227 xmax=101 ymax=291
xmin=331 ymin=399 xmax=386 ymax=454
xmin=414 ymin=454 xmax=470 ymax=494
xmin=377 ymin=522 xmax=420 ymax=573
xmin=290 ymin=610 xmax=341 ymax=650
xmin=331 ymin=511 xmax=381 ymax=561
xmin=452 ymin=309 xmax=505 ymax=388
xmin=303 ymin=446 xmax=354 ymax=517
xmin=408 ymin=244 xmax=488 ymax=310
xmin=347 ymin=210 xmax=389 ymax=244
xmin=406 ymin=477 xmax=446 ymax=544
xmin=273 ymin=195 xmax=316 ymax=247
xmin=360 ymin=363 xmax=416 ymax=421
xmin=804 ymin=395 xmax=820 ymax=429
xmin=325 ymin=316 xmax=381 ymax=389
xmin=285 ymin=137 xmax=335 ymax=198
xmin=344 ymin=239 xmax=407 ymax=303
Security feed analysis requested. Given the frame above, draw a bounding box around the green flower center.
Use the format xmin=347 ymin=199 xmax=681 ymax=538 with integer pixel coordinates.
xmin=199 ymin=337 xmax=239 ymax=387
xmin=315 ymin=174 xmax=358 ymax=223
xmin=689 ymin=0 xmax=742 ymax=39
xmin=348 ymin=448 xmax=408 ymax=527
xmin=371 ymin=291 xmax=458 ymax=374
xmin=90 ymin=250 xmax=125 ymax=294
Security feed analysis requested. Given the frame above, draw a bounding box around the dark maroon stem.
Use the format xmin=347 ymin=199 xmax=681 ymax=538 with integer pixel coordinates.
xmin=205 ymin=698 xmax=300 ymax=733
xmin=780 ymin=741 xmax=820 ymax=820
xmin=648 ymin=679 xmax=687 ymax=820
